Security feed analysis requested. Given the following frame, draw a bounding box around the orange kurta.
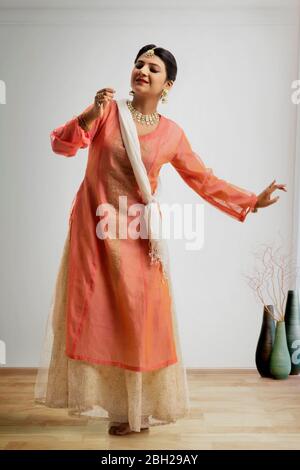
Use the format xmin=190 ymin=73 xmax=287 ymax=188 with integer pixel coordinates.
xmin=50 ymin=99 xmax=257 ymax=372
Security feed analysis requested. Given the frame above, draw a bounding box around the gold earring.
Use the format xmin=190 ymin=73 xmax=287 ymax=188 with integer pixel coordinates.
xmin=160 ymin=89 xmax=168 ymax=103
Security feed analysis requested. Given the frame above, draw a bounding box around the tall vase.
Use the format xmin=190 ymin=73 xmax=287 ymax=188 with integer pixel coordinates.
xmin=285 ymin=290 xmax=300 ymax=375
xmin=255 ymin=305 xmax=275 ymax=377
xmin=270 ymin=321 xmax=291 ymax=379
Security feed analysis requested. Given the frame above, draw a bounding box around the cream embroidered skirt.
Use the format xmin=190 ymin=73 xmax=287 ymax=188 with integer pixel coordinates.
xmin=34 ymin=226 xmax=190 ymax=432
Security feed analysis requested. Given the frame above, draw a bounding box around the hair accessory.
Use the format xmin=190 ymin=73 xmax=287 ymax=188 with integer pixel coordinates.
xmin=144 ymin=47 xmax=158 ymax=57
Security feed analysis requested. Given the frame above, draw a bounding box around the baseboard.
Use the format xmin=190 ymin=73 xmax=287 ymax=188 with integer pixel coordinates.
xmin=0 ymin=367 xmax=257 ymax=375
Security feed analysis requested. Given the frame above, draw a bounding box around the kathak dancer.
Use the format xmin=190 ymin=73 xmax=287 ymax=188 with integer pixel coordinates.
xmin=34 ymin=44 xmax=287 ymax=436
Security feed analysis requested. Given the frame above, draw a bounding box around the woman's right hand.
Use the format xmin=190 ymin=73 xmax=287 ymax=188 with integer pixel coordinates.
xmin=254 ymin=179 xmax=287 ymax=211
xmin=93 ymin=87 xmax=116 ymax=119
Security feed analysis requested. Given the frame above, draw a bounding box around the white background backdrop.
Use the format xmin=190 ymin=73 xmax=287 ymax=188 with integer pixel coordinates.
xmin=0 ymin=0 xmax=298 ymax=368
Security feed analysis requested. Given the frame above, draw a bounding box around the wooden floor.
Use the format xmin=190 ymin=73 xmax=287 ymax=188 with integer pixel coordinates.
xmin=0 ymin=368 xmax=300 ymax=450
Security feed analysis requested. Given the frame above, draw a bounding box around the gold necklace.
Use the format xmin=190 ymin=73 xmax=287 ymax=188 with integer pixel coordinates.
xmin=126 ymin=100 xmax=160 ymax=126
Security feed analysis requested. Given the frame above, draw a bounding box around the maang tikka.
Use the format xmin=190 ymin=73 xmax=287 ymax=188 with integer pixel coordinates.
xmin=129 ymin=47 xmax=169 ymax=103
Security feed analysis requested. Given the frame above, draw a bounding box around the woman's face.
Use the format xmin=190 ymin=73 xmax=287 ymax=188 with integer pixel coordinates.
xmin=130 ymin=52 xmax=173 ymax=99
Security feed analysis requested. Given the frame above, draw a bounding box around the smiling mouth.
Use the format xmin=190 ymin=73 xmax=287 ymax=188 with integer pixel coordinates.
xmin=136 ymin=79 xmax=148 ymax=84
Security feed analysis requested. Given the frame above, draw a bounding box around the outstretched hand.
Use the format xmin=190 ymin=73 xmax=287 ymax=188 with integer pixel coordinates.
xmin=255 ymin=179 xmax=287 ymax=211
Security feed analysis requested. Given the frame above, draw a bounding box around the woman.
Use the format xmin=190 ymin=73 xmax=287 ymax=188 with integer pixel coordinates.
xmin=34 ymin=44 xmax=287 ymax=436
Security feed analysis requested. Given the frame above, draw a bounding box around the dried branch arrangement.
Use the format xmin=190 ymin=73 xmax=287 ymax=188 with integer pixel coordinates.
xmin=243 ymin=239 xmax=300 ymax=322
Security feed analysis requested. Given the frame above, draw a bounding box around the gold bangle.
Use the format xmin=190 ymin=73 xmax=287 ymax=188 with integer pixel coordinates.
xmin=251 ymin=195 xmax=259 ymax=213
xmin=78 ymin=114 xmax=89 ymax=132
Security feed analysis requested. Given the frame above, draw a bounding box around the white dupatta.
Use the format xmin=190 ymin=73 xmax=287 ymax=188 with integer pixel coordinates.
xmin=116 ymin=98 xmax=169 ymax=282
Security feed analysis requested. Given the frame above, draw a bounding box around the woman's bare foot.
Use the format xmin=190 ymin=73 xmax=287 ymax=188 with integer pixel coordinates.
xmin=108 ymin=422 xmax=149 ymax=435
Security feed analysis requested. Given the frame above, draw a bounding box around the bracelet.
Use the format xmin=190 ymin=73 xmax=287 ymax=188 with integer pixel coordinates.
xmin=251 ymin=195 xmax=259 ymax=213
xmin=78 ymin=114 xmax=89 ymax=132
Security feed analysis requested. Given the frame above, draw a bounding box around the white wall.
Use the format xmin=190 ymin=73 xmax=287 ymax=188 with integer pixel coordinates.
xmin=0 ymin=0 xmax=298 ymax=367
xmin=294 ymin=3 xmax=300 ymax=292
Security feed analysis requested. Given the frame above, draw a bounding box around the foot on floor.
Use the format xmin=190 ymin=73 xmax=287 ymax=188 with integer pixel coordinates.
xmin=108 ymin=422 xmax=149 ymax=435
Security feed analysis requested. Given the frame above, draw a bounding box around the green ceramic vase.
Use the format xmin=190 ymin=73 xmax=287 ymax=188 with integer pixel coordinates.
xmin=255 ymin=305 xmax=275 ymax=377
xmin=270 ymin=321 xmax=291 ymax=380
xmin=285 ymin=290 xmax=300 ymax=375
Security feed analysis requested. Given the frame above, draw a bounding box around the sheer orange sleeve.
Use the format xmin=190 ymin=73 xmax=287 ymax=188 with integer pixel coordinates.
xmin=50 ymin=103 xmax=104 ymax=157
xmin=170 ymin=129 xmax=258 ymax=222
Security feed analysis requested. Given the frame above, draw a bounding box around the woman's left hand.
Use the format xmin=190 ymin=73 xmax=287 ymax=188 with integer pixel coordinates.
xmin=254 ymin=179 xmax=287 ymax=211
